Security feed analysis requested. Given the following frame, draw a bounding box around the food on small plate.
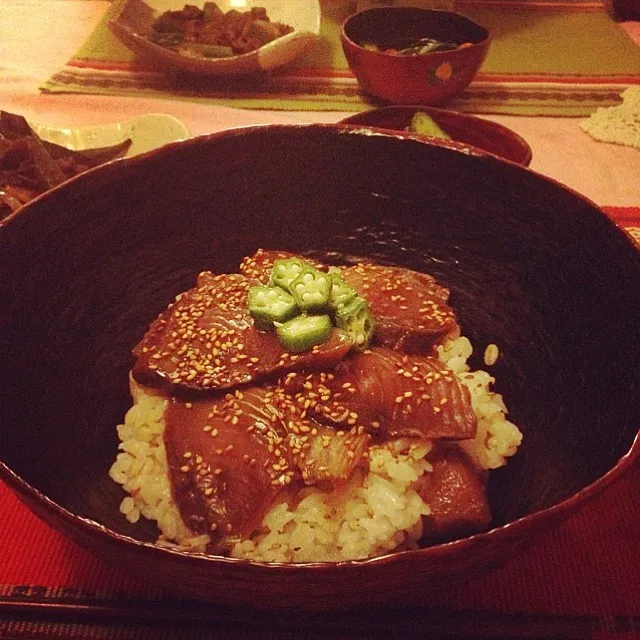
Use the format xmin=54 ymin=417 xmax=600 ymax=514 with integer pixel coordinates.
xmin=407 ymin=111 xmax=452 ymax=141
xmin=110 ymin=250 xmax=522 ymax=562
xmin=0 ymin=111 xmax=131 ymax=220
xmin=339 ymin=107 xmax=533 ymax=166
xmin=149 ymin=2 xmax=294 ymax=58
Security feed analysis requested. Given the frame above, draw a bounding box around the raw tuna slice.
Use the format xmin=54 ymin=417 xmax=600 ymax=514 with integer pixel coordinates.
xmin=282 ymin=347 xmax=476 ymax=441
xmin=340 ymin=263 xmax=459 ymax=353
xmin=132 ymin=272 xmax=352 ymax=395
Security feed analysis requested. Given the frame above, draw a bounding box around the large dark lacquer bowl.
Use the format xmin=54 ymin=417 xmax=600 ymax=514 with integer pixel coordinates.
xmin=0 ymin=125 xmax=638 ymax=611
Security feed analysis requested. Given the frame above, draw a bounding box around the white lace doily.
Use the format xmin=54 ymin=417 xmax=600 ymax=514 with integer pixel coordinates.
xmin=580 ymin=86 xmax=640 ymax=149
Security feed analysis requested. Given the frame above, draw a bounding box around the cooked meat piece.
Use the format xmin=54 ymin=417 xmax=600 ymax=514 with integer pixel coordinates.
xmin=0 ymin=111 xmax=131 ymax=219
xmin=132 ymin=272 xmax=352 ymax=395
xmin=0 ymin=137 xmax=64 ymax=192
xmin=418 ymin=444 xmax=491 ymax=542
xmin=164 ymin=384 xmax=369 ymax=552
xmin=1 ymin=186 xmax=31 ymax=219
xmin=282 ymin=347 xmax=476 ymax=441
xmin=340 ymin=263 xmax=459 ymax=354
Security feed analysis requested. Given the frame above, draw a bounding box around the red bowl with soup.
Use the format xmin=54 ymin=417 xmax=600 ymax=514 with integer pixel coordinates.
xmin=341 ymin=7 xmax=490 ymax=105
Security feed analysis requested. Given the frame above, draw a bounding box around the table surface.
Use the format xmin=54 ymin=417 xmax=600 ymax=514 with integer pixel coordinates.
xmin=2 ymin=0 xmax=640 ymax=208
xmin=1 ymin=2 xmax=639 ymax=638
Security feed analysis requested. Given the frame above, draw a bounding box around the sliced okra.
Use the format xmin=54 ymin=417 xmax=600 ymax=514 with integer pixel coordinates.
xmin=334 ymin=296 xmax=375 ymax=351
xmin=275 ymin=314 xmax=333 ymax=353
xmin=270 ymin=258 xmax=307 ymax=292
xmin=290 ymin=267 xmax=332 ymax=312
xmin=328 ymin=273 xmax=357 ymax=310
xmin=248 ymin=285 xmax=298 ymax=326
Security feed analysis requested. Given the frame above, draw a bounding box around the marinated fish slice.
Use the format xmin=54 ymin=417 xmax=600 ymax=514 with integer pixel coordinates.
xmin=418 ymin=444 xmax=491 ymax=542
xmin=132 ymin=272 xmax=352 ymax=394
xmin=256 ymin=380 xmax=370 ymax=485
xmin=283 ymin=347 xmax=476 ymax=440
xmin=295 ymin=425 xmax=371 ymax=486
xmin=164 ymin=387 xmax=295 ymax=552
xmin=164 ymin=384 xmax=370 ymax=552
xmin=340 ymin=263 xmax=459 ymax=353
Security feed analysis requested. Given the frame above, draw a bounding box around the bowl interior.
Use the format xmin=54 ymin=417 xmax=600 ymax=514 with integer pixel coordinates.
xmin=343 ymin=7 xmax=489 ymax=51
xmin=0 ymin=125 xmax=639 ymax=559
xmin=339 ymin=106 xmax=532 ymax=166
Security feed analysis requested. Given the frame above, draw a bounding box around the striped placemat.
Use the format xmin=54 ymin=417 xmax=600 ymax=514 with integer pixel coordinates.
xmin=40 ymin=0 xmax=640 ymax=116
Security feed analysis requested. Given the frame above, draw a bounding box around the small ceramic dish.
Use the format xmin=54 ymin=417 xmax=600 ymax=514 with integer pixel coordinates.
xmin=108 ymin=0 xmax=321 ymax=76
xmin=339 ymin=106 xmax=532 ymax=166
xmin=0 ymin=112 xmax=190 ymax=220
xmin=341 ymin=7 xmax=490 ymax=105
xmin=30 ymin=113 xmax=190 ymax=157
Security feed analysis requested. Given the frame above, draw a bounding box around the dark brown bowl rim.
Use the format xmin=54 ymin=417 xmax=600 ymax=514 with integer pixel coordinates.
xmin=338 ymin=106 xmax=533 ymax=166
xmin=1 ymin=123 xmax=638 ymax=574
xmin=341 ymin=6 xmax=491 ymax=58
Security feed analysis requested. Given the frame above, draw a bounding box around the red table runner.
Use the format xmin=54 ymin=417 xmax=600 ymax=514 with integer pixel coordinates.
xmin=1 ymin=207 xmax=639 ymax=639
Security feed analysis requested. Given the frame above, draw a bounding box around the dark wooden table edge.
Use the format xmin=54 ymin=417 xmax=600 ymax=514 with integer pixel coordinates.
xmin=1 ymin=593 xmax=639 ymax=639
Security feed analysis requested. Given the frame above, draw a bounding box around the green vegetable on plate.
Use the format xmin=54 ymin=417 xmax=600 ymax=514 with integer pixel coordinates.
xmin=290 ymin=267 xmax=332 ymax=312
xmin=248 ymin=285 xmax=297 ymax=325
xmin=270 ymin=258 xmax=307 ymax=291
xmin=328 ymin=273 xmax=357 ymax=310
xmin=408 ymin=112 xmax=452 ymax=140
xmin=334 ymin=296 xmax=375 ymax=350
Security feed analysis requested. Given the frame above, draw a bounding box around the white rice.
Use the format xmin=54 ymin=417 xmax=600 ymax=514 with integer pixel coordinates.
xmin=109 ymin=336 xmax=522 ymax=562
xmin=437 ymin=337 xmax=523 ymax=470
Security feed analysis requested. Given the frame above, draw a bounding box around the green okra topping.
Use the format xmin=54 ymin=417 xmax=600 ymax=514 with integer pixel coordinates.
xmin=275 ymin=314 xmax=333 ymax=354
xmin=247 ymin=257 xmax=376 ymax=353
xmin=290 ymin=267 xmax=332 ymax=312
xmin=248 ymin=285 xmax=298 ymax=325
xmin=334 ymin=296 xmax=376 ymax=351
xmin=270 ymin=258 xmax=307 ymax=292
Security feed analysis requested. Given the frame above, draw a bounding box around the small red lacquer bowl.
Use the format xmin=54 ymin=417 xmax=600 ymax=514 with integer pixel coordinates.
xmin=341 ymin=7 xmax=490 ymax=106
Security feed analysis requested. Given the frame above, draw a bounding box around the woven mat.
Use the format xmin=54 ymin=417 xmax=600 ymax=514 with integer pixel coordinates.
xmin=1 ymin=461 xmax=639 ymax=637
xmin=40 ymin=0 xmax=640 ymax=116
xmin=1 ymin=206 xmax=639 ymax=639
